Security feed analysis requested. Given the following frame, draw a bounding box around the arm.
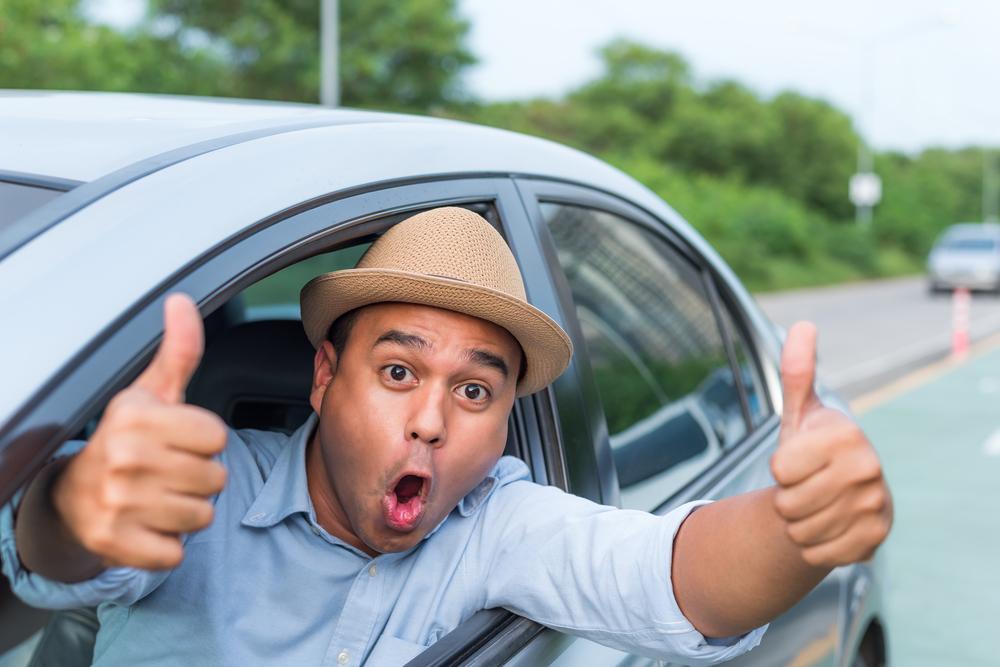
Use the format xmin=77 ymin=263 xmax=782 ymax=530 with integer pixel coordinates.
xmin=13 ymin=294 xmax=229 ymax=583
xmin=672 ymin=322 xmax=892 ymax=639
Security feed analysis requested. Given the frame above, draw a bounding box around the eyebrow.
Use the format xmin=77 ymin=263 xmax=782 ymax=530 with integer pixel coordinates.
xmin=373 ymin=330 xmax=510 ymax=381
xmin=466 ymin=349 xmax=509 ymax=381
xmin=373 ymin=330 xmax=431 ymax=351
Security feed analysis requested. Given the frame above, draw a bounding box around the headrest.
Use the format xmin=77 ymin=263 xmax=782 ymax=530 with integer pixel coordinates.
xmin=187 ymin=320 xmax=316 ymax=434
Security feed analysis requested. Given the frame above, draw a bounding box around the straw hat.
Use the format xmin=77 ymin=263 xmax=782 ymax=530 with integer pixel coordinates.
xmin=300 ymin=207 xmax=573 ymax=397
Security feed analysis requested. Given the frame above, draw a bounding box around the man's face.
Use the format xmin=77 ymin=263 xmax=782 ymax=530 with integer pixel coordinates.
xmin=307 ymin=302 xmax=522 ymax=555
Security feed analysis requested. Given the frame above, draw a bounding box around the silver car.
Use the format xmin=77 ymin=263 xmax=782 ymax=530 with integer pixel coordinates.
xmin=0 ymin=91 xmax=887 ymax=667
xmin=927 ymin=222 xmax=1000 ymax=292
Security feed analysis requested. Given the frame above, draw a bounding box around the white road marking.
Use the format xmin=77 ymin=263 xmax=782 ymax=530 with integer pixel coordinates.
xmin=982 ymin=428 xmax=1000 ymax=456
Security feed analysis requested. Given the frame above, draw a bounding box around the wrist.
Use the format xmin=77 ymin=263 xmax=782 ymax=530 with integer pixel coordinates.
xmin=15 ymin=455 xmax=106 ymax=582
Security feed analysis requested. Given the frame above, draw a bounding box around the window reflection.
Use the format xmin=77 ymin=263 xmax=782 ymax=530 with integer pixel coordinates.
xmin=543 ymin=203 xmax=750 ymax=510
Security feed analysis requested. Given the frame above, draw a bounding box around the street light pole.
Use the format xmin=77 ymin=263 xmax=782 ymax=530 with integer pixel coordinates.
xmin=320 ymin=0 xmax=339 ymax=107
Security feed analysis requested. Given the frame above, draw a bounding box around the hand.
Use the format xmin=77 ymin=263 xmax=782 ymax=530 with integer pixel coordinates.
xmin=52 ymin=294 xmax=228 ymax=570
xmin=770 ymin=322 xmax=892 ymax=568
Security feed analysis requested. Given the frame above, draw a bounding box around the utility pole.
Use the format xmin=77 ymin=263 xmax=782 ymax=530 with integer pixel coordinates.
xmin=984 ymin=150 xmax=999 ymax=223
xmin=320 ymin=0 xmax=339 ymax=107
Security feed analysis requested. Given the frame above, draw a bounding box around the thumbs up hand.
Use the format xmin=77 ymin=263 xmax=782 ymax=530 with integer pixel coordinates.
xmin=770 ymin=322 xmax=892 ymax=568
xmin=52 ymin=294 xmax=228 ymax=571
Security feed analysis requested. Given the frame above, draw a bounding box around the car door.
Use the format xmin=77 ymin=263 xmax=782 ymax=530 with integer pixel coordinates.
xmin=478 ymin=179 xmax=844 ymax=667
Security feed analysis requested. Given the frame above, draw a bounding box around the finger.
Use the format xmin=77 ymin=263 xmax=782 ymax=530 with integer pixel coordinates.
xmin=784 ymin=478 xmax=887 ymax=546
xmin=780 ymin=321 xmax=820 ymax=437
xmin=773 ymin=467 xmax=844 ymax=521
xmin=133 ymin=293 xmax=204 ymax=405
xmin=798 ymin=511 xmax=891 ymax=568
xmin=159 ymin=453 xmax=227 ymax=498
xmin=109 ymin=403 xmax=228 ymax=457
xmin=128 ymin=494 xmax=216 ymax=535
xmin=772 ymin=412 xmax=872 ymax=487
xmin=99 ymin=526 xmax=185 ymax=571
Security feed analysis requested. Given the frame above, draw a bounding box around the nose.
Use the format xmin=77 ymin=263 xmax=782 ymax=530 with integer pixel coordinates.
xmin=405 ymin=382 xmax=447 ymax=448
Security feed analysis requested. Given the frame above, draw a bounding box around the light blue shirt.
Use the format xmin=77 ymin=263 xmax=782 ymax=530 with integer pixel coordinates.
xmin=1 ymin=415 xmax=765 ymax=667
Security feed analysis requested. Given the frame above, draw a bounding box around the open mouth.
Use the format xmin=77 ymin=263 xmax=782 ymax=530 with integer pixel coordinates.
xmin=382 ymin=473 xmax=429 ymax=531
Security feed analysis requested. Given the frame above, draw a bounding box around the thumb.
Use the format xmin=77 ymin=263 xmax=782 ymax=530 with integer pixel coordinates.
xmin=780 ymin=321 xmax=820 ymax=436
xmin=133 ymin=293 xmax=205 ymax=404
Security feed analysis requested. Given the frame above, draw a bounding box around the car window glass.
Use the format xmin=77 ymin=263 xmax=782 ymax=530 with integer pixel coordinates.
xmin=239 ymin=243 xmax=371 ymax=320
xmin=719 ymin=304 xmax=771 ymax=427
xmin=542 ymin=203 xmax=744 ymax=511
xmin=0 ymin=182 xmax=63 ymax=231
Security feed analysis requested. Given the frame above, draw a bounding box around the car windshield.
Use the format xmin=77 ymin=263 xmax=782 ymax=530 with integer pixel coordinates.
xmin=941 ymin=237 xmax=996 ymax=251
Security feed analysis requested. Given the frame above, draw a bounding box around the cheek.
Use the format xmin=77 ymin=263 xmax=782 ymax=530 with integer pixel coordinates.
xmin=321 ymin=380 xmax=405 ymax=494
xmin=434 ymin=413 xmax=509 ymax=501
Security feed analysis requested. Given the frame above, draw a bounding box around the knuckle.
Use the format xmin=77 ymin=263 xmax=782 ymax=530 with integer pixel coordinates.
xmin=191 ymin=501 xmax=215 ymax=529
xmin=107 ymin=400 xmax=153 ymax=432
xmin=99 ymin=479 xmax=133 ymax=512
xmin=770 ymin=454 xmax=790 ymax=485
xmin=104 ymin=441 xmax=144 ymax=472
xmin=208 ymin=463 xmax=227 ymax=493
xmin=80 ymin=521 xmax=116 ymax=558
xmin=773 ymin=491 xmax=796 ymax=518
xmin=800 ymin=548 xmax=830 ymax=569
xmin=785 ymin=521 xmax=809 ymax=545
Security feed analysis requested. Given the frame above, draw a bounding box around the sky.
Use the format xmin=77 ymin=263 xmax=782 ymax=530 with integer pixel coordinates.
xmin=85 ymin=0 xmax=1000 ymax=153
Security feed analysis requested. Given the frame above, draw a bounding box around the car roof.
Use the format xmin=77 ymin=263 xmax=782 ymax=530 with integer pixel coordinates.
xmin=0 ymin=91 xmax=779 ymax=424
xmin=0 ymin=90 xmax=438 ymax=183
xmin=940 ymin=222 xmax=1000 ymax=238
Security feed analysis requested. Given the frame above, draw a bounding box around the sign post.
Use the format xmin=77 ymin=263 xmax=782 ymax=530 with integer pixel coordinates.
xmin=849 ymin=172 xmax=882 ymax=226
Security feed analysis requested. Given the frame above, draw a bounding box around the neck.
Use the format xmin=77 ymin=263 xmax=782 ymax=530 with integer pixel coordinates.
xmin=305 ymin=429 xmax=380 ymax=558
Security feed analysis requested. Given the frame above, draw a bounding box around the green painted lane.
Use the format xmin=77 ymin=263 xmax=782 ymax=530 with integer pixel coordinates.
xmin=858 ymin=347 xmax=1000 ymax=667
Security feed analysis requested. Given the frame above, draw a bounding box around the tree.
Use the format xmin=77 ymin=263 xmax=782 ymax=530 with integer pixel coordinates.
xmin=0 ymin=0 xmax=475 ymax=111
xmin=0 ymin=0 xmax=225 ymax=94
xmin=147 ymin=0 xmax=475 ymax=109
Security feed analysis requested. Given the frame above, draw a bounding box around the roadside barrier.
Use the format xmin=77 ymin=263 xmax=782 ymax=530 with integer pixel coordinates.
xmin=952 ymin=287 xmax=971 ymax=359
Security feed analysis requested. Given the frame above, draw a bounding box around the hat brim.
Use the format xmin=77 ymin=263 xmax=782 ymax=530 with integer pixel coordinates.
xmin=300 ymin=269 xmax=573 ymax=397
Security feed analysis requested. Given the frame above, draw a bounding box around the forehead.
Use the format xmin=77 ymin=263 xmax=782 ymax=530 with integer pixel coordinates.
xmin=354 ymin=302 xmax=519 ymax=352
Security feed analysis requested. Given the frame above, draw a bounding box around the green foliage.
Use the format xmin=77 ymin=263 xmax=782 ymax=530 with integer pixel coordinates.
xmin=447 ymin=40 xmax=989 ymax=291
xmin=150 ymin=0 xmax=474 ymax=108
xmin=594 ymin=354 xmax=722 ymax=436
xmin=0 ymin=6 xmax=988 ymax=292
xmin=0 ymin=0 xmax=224 ymax=94
xmin=0 ymin=0 xmax=473 ymax=110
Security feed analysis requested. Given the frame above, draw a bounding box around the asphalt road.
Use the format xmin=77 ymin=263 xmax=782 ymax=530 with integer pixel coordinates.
xmin=858 ymin=344 xmax=1000 ymax=667
xmin=755 ymin=276 xmax=1000 ymax=398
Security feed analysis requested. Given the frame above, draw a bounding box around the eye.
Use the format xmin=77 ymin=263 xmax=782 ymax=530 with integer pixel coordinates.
xmin=459 ymin=384 xmax=489 ymax=401
xmin=386 ymin=365 xmax=412 ymax=382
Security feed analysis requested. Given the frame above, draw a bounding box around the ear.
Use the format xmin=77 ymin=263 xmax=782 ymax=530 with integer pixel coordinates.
xmin=310 ymin=341 xmax=338 ymax=415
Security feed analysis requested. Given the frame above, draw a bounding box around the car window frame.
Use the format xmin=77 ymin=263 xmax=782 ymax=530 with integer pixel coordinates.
xmin=0 ymin=176 xmax=567 ymax=506
xmin=513 ymin=178 xmax=780 ymax=515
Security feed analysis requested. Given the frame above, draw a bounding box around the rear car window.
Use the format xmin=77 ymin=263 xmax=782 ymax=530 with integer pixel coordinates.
xmin=542 ymin=203 xmax=747 ymax=511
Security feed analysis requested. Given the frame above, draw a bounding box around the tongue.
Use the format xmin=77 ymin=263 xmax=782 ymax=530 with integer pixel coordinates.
xmin=395 ymin=475 xmax=423 ymax=500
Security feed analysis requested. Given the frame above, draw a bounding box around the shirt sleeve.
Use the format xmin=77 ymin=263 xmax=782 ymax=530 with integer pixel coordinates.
xmin=472 ymin=475 xmax=766 ymax=666
xmin=1 ymin=441 xmax=173 ymax=610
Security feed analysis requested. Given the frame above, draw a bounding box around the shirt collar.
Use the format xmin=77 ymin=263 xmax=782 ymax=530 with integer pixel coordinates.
xmin=240 ymin=413 xmax=504 ymax=533
xmin=241 ymin=414 xmax=318 ymax=529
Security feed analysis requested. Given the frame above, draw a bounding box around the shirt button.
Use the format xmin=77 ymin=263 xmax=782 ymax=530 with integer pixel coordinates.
xmin=337 ymin=650 xmax=349 ymax=664
xmin=369 ymin=563 xmax=378 ymax=577
xmin=311 ymin=526 xmax=320 ymax=536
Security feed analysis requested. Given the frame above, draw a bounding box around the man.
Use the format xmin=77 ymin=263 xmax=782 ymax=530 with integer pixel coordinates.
xmin=2 ymin=207 xmax=892 ymax=666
